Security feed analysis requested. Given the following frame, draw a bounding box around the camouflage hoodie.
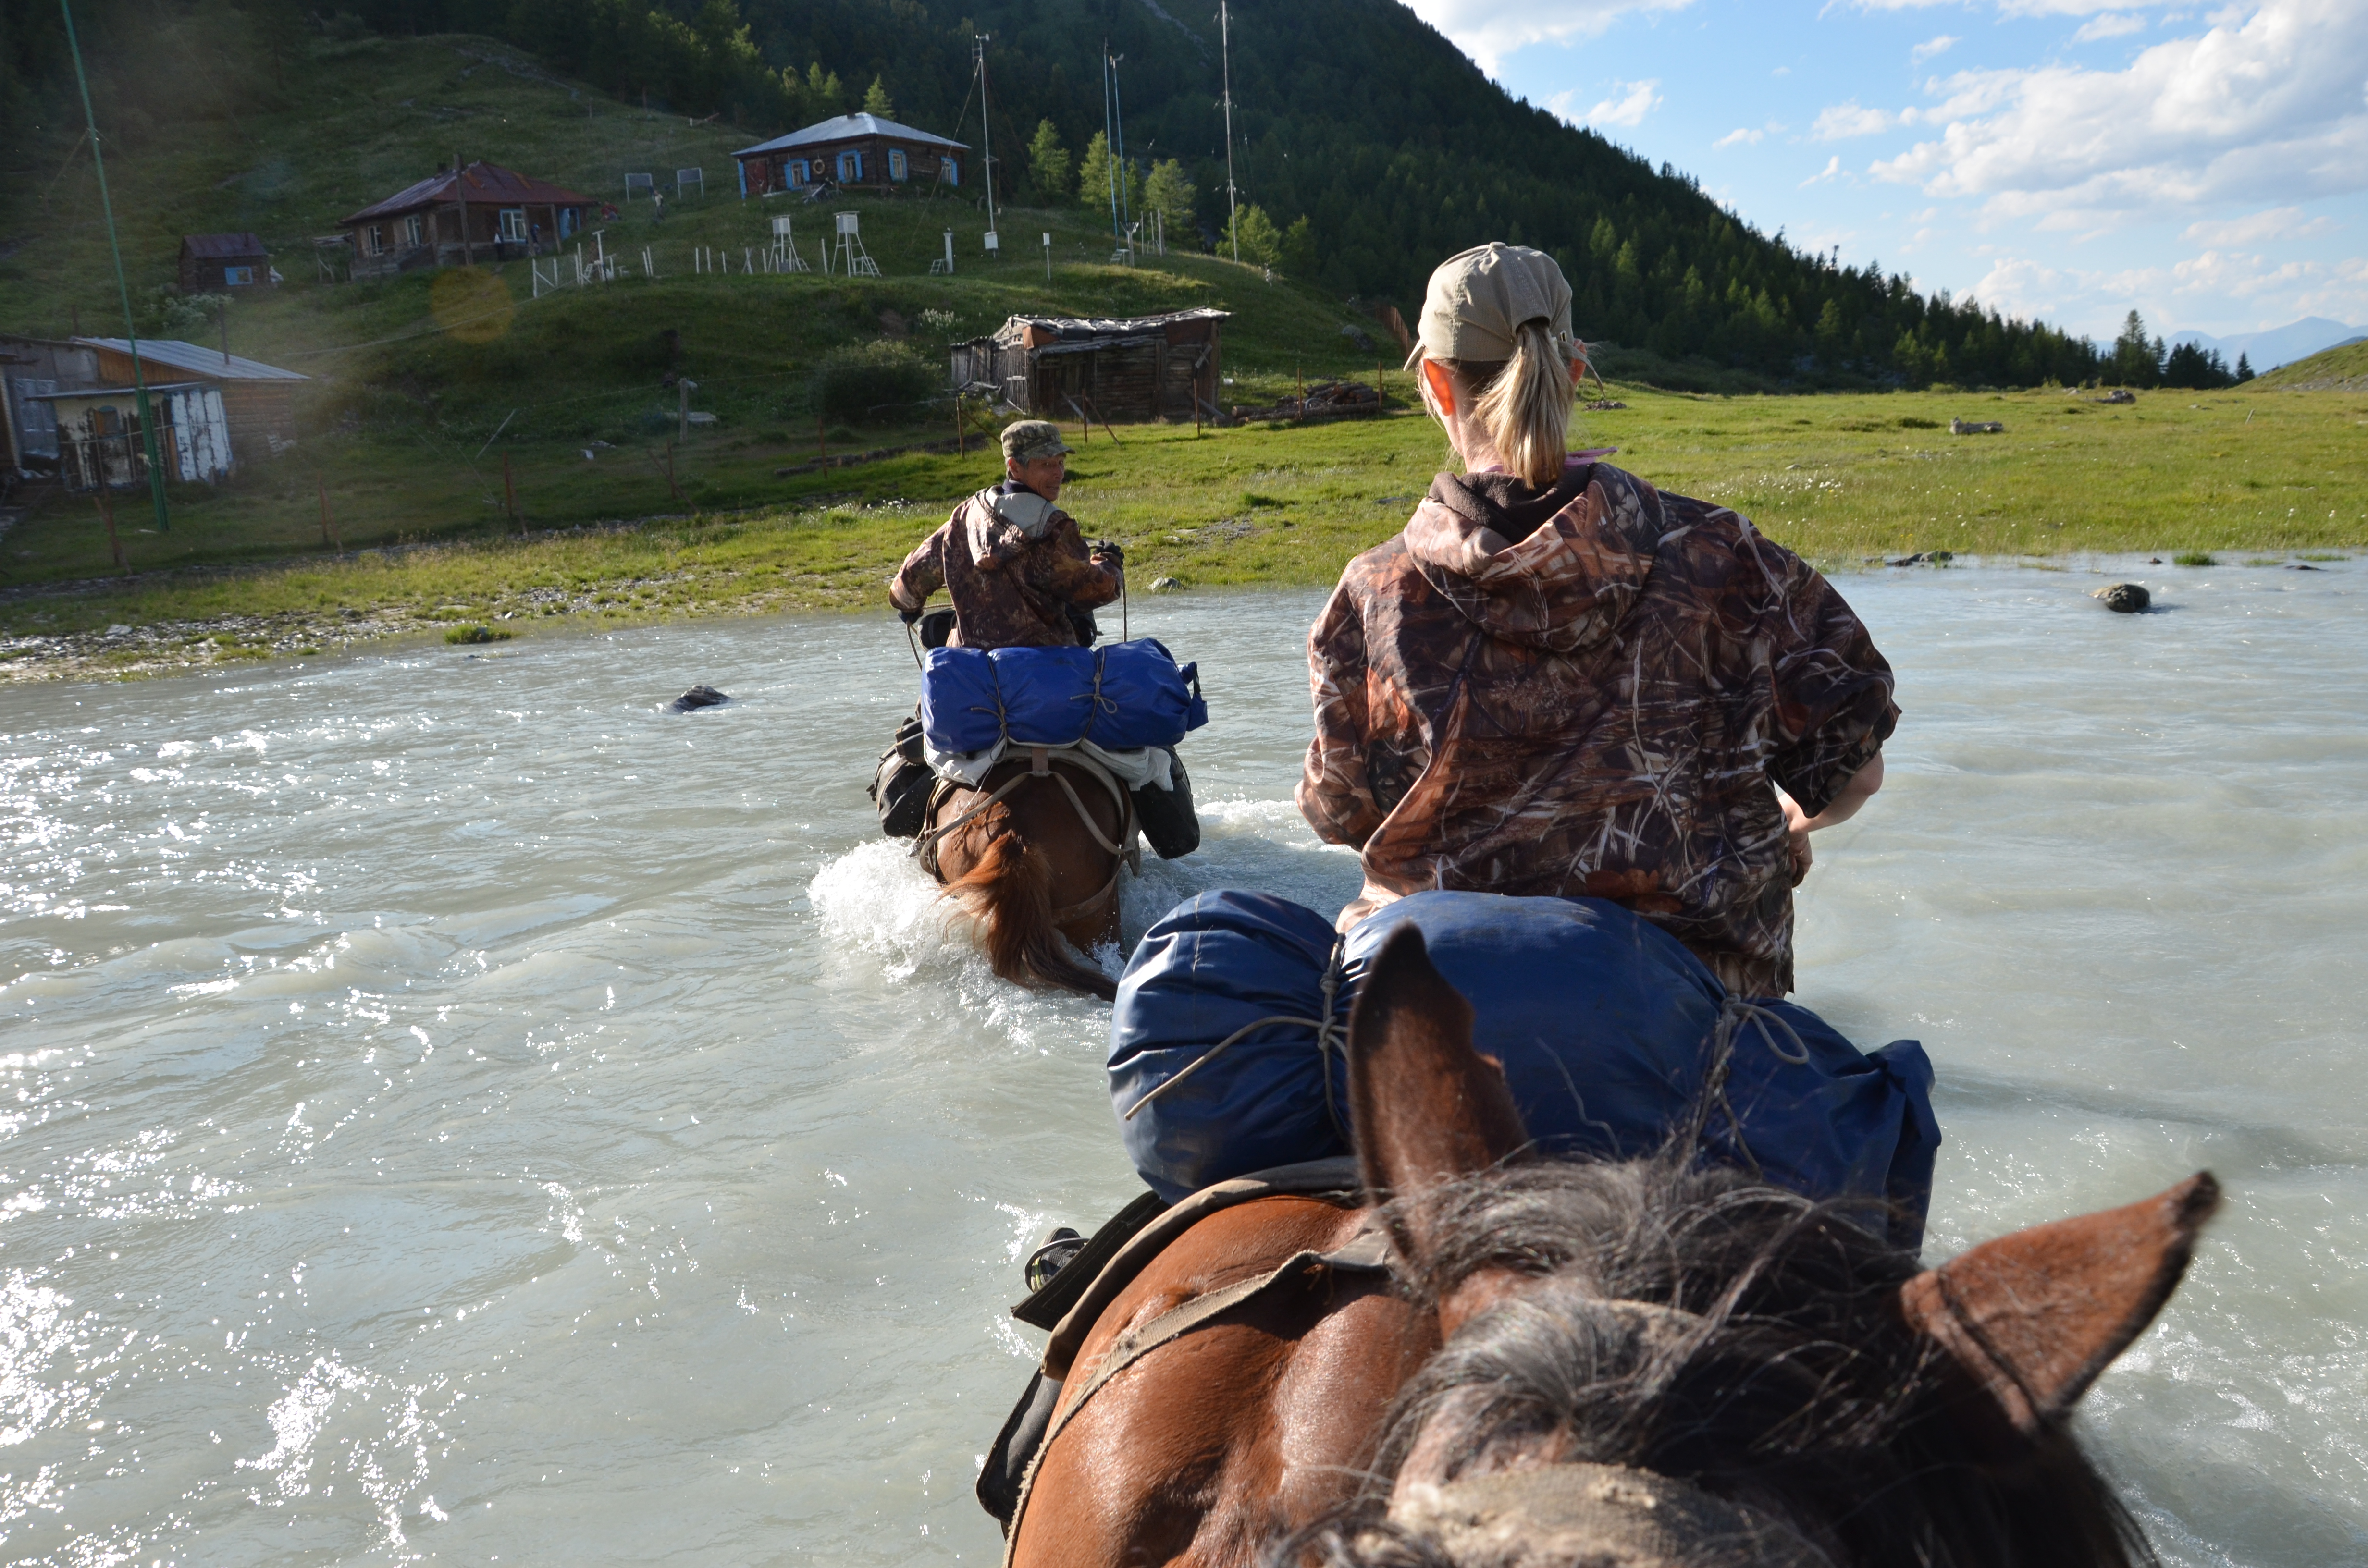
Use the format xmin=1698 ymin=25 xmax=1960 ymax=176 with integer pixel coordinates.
xmin=1297 ymin=459 xmax=1898 ymax=996
xmin=889 ymin=483 xmax=1120 ymax=648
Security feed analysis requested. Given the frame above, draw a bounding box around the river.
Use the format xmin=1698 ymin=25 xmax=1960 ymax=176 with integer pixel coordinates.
xmin=1 ymin=558 xmax=2360 ymax=1566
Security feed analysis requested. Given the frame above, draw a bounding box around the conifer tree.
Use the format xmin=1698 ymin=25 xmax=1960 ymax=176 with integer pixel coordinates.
xmin=2235 ymin=352 xmax=2255 ymax=383
xmin=1229 ymin=204 xmax=1283 ymax=267
xmin=1143 ymin=159 xmax=1196 ymax=233
xmin=861 ymin=76 xmax=894 ymax=118
xmin=1027 ymin=121 xmax=1072 ymax=200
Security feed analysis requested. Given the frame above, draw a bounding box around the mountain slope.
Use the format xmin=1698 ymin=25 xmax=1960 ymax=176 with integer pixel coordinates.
xmin=6 ymin=0 xmax=2103 ymax=389
xmin=2170 ymin=318 xmax=2368 ymax=372
xmin=2249 ymin=339 xmax=2368 ymax=391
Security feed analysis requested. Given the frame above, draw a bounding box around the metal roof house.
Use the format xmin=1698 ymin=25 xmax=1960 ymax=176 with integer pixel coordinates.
xmin=179 ymin=232 xmax=273 ymax=291
xmin=733 ymin=113 xmax=965 ymax=197
xmin=32 ymin=381 xmax=234 ymax=492
xmin=951 ymin=310 xmax=1230 ymax=424
xmin=339 ymin=160 xmax=592 ymax=279
xmin=74 ymin=338 xmax=308 ymax=455
xmin=1 ymin=336 xmax=101 ymax=478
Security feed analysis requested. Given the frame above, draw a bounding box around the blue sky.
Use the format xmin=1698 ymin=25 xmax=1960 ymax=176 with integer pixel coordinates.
xmin=1396 ymin=0 xmax=2368 ymax=343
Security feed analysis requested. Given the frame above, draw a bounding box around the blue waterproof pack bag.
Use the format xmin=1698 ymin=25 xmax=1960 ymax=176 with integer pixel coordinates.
xmin=1108 ymin=890 xmax=1942 ymax=1250
xmin=920 ymin=640 xmax=1209 ymax=754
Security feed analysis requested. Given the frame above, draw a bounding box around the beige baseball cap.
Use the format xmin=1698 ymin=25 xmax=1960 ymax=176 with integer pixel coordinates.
xmin=1406 ymin=242 xmax=1576 ymax=368
xmin=1000 ymin=418 xmax=1074 ymax=464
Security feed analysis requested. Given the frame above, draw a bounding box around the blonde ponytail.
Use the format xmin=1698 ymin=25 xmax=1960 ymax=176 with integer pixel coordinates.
xmin=1470 ymin=320 xmax=1572 ymax=487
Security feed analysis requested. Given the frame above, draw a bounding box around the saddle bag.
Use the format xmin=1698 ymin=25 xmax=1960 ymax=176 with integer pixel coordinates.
xmin=1130 ymin=752 xmax=1200 ymax=860
xmin=868 ymin=713 xmax=932 ymax=839
xmin=1107 ymin=890 xmax=1942 ymax=1251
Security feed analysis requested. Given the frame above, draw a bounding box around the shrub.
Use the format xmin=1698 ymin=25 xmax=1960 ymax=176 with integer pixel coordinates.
xmin=445 ymin=625 xmax=512 ymax=644
xmin=810 ymin=342 xmax=939 ymax=425
xmin=2172 ymin=551 xmax=2217 ymax=567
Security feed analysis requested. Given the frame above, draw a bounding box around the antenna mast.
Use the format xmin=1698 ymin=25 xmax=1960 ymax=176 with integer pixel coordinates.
xmin=975 ymin=35 xmax=998 ymax=241
xmin=1111 ymin=52 xmax=1133 ymax=260
xmin=1220 ymin=0 xmax=1239 ymax=263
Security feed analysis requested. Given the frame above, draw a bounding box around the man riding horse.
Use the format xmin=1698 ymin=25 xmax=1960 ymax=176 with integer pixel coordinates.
xmin=871 ymin=420 xmax=1198 ymax=996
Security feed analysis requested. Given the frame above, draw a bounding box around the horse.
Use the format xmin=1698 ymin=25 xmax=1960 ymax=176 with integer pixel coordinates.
xmin=1002 ymin=925 xmax=2218 ymax=1568
xmin=917 ymin=745 xmax=1141 ymax=1001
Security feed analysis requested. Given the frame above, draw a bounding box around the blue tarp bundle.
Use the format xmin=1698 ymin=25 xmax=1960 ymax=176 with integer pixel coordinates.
xmin=921 ymin=641 xmax=1209 ymax=754
xmin=1108 ymin=890 xmax=1941 ymax=1250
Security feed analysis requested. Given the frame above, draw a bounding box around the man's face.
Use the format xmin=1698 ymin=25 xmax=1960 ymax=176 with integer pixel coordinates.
xmin=1009 ymin=453 xmax=1067 ymax=501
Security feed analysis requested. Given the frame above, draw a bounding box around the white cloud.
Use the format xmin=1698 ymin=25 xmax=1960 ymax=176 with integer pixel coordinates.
xmin=2183 ymin=206 xmax=2337 ymax=245
xmin=1813 ymin=100 xmax=1900 ymax=139
xmin=1397 ymin=0 xmax=1696 ymax=73
xmin=1911 ymin=34 xmax=1961 ymax=63
xmin=1578 ymin=78 xmax=1665 ymax=128
xmin=1801 ymin=155 xmax=1845 ymax=187
xmin=1872 ymin=0 xmax=2368 ymax=228
xmin=2073 ymin=12 xmax=2147 ymax=39
xmin=1714 ymin=127 xmax=1765 ymax=148
xmin=1966 ymin=245 xmax=2368 ymax=336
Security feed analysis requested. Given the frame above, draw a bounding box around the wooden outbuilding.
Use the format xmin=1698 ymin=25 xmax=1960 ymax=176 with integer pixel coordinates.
xmin=733 ymin=113 xmax=965 ymax=197
xmin=339 ymin=160 xmax=592 ymax=279
xmin=74 ymin=338 xmax=309 ymax=457
xmin=950 ymin=310 xmax=1229 ymax=423
xmin=1 ymin=336 xmax=101 ymax=477
xmin=179 ymin=233 xmax=273 ymax=291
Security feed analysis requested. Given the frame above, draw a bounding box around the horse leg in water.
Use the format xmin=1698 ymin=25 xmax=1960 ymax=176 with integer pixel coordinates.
xmin=935 ymin=759 xmax=1125 ymax=1000
xmin=1009 ymin=927 xmax=2219 ymax=1568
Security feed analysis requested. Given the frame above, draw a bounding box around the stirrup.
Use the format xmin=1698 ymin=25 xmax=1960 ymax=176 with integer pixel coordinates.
xmin=1024 ymin=1226 xmax=1085 ymax=1293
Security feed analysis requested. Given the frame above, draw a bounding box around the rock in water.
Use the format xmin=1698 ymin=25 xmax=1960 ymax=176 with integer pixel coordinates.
xmin=672 ymin=684 xmax=730 ymax=711
xmin=2092 ymin=583 xmax=2151 ymax=613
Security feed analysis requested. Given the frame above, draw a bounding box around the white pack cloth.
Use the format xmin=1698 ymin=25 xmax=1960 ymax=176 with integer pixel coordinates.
xmin=927 ymin=737 xmax=1175 ymax=793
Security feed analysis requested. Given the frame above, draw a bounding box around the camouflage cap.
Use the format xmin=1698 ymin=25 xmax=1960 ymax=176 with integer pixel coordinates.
xmin=1001 ymin=419 xmax=1074 ymax=464
xmin=1407 ymin=242 xmax=1576 ymax=368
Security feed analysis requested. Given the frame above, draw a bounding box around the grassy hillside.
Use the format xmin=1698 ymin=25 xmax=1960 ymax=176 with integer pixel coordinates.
xmin=2253 ymin=340 xmax=2368 ymax=392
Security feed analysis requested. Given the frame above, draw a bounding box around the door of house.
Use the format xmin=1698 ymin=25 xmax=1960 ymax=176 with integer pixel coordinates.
xmin=8 ymin=378 xmax=59 ymax=466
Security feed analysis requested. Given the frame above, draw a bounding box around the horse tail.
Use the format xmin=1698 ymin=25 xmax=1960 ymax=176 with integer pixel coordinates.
xmin=944 ymin=821 xmax=1119 ymax=1002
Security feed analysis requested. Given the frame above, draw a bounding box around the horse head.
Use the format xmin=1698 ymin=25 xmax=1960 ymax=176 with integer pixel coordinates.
xmin=1310 ymin=924 xmax=2219 ymax=1568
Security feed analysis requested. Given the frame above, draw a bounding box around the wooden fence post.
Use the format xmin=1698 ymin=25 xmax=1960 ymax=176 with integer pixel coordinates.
xmin=317 ymin=477 xmax=342 ymax=550
xmin=97 ymin=487 xmax=126 ymax=572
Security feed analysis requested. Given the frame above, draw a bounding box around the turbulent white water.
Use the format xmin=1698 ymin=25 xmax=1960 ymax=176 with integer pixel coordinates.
xmin=1 ymin=560 xmax=2361 ymax=1567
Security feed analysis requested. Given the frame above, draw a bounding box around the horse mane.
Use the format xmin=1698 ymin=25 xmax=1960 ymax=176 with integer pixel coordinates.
xmin=943 ymin=816 xmax=1118 ymax=1001
xmin=1274 ymin=1157 xmax=2156 ymax=1568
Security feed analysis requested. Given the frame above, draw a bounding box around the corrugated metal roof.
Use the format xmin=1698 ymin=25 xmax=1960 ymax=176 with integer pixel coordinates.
xmin=341 ymin=161 xmax=593 ymax=225
xmin=25 ymin=381 xmax=213 ymax=400
xmin=181 ymin=233 xmax=268 ymax=259
xmin=988 ymin=308 xmax=1231 ymax=346
xmin=733 ymin=113 xmax=967 ymax=158
xmin=74 ymin=339 xmax=309 ymax=382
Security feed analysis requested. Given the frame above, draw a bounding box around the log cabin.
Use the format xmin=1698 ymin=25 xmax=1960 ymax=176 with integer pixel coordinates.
xmin=340 ymin=161 xmax=592 ymax=279
xmin=950 ymin=310 xmax=1229 ymax=424
xmin=733 ymin=113 xmax=966 ymax=197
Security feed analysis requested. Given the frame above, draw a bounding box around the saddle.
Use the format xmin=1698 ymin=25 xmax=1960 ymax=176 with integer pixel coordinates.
xmin=976 ymin=1159 xmax=1390 ymax=1536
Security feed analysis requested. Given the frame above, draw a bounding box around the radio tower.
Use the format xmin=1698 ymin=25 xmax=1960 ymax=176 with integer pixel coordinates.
xmin=975 ymin=35 xmax=999 ymax=242
xmin=1220 ymin=0 xmax=1239 ymax=263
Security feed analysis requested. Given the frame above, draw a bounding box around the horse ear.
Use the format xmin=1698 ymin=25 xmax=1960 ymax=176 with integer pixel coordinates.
xmin=1900 ymin=1172 xmax=2220 ymax=1433
xmin=1346 ymin=925 xmax=1528 ymax=1240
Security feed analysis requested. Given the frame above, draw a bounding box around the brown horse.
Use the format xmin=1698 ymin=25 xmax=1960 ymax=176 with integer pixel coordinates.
xmin=919 ymin=747 xmax=1140 ymax=1001
xmin=1005 ymin=926 xmax=2218 ymax=1568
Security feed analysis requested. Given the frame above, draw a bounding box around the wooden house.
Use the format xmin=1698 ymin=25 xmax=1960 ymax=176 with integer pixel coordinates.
xmin=339 ymin=161 xmax=592 ymax=279
xmin=1 ymin=336 xmax=101 ymax=477
xmin=179 ymin=233 xmax=273 ymax=290
xmin=74 ymin=338 xmax=308 ymax=457
xmin=733 ymin=113 xmax=965 ymax=197
xmin=950 ymin=310 xmax=1229 ymax=423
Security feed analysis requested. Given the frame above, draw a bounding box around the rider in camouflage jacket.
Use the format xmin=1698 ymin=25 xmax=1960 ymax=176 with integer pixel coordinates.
xmin=1298 ymin=459 xmax=1897 ymax=997
xmin=889 ymin=485 xmax=1120 ymax=647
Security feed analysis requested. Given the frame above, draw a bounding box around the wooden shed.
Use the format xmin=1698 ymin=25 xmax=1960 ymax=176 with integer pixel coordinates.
xmin=733 ymin=113 xmax=965 ymax=197
xmin=179 ymin=233 xmax=272 ymax=290
xmin=339 ymin=161 xmax=592 ymax=279
xmin=74 ymin=338 xmax=308 ymax=457
xmin=1 ymin=336 xmax=102 ymax=477
xmin=950 ymin=310 xmax=1229 ymax=423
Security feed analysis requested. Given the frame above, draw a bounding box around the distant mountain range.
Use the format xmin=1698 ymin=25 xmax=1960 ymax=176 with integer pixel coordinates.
xmin=2167 ymin=318 xmax=2368 ymax=372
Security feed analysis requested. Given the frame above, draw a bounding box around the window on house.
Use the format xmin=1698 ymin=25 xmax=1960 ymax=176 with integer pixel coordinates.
xmin=837 ymin=150 xmax=863 ymax=182
xmin=943 ymin=158 xmax=960 ymax=187
xmin=498 ymin=208 xmax=529 ymax=242
xmin=403 ymin=215 xmax=424 ymax=247
xmin=888 ymin=148 xmax=908 ymax=182
xmin=223 ymin=266 xmax=255 ymax=287
xmin=364 ymin=225 xmax=384 ymax=256
xmin=788 ymin=159 xmax=808 ymax=186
